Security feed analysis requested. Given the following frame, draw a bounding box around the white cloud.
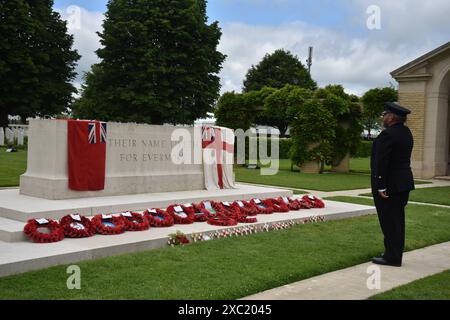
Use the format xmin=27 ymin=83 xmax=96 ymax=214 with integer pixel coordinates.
xmin=57 ymin=2 xmax=450 ymax=97
xmin=57 ymin=6 xmax=104 ymax=87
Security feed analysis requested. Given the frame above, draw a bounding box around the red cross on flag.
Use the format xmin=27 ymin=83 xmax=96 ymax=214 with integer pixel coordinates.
xmin=201 ymin=126 xmax=236 ymax=190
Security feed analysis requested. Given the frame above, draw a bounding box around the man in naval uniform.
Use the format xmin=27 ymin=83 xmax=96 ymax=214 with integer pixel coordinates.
xmin=370 ymin=102 xmax=414 ymax=267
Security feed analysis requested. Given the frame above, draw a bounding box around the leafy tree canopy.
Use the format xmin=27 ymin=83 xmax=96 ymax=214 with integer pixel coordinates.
xmin=73 ymin=0 xmax=225 ymax=125
xmin=243 ymin=49 xmax=316 ymax=93
xmin=0 ymin=0 xmax=80 ymax=127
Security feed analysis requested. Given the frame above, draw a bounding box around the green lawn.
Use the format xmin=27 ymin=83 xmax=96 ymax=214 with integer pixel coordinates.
xmin=360 ymin=186 xmax=450 ymax=206
xmin=0 ymin=147 xmax=27 ymax=187
xmin=235 ymin=158 xmax=373 ymax=191
xmin=369 ymin=269 xmax=450 ymax=300
xmin=1 ymin=197 xmax=449 ymax=300
xmin=235 ymin=158 xmax=430 ymax=192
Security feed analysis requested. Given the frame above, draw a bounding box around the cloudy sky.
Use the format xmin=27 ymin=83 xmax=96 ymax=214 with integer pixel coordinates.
xmin=54 ymin=0 xmax=450 ymax=96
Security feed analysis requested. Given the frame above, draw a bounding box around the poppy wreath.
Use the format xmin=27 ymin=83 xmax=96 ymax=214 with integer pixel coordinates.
xmin=198 ymin=200 xmax=226 ymax=217
xmin=232 ymin=200 xmax=258 ymax=216
xmin=207 ymin=215 xmax=238 ymax=227
xmin=144 ymin=208 xmax=174 ymax=227
xmin=277 ymin=196 xmax=301 ymax=211
xmin=302 ymin=195 xmax=325 ymax=208
xmin=120 ymin=212 xmax=150 ymax=231
xmin=192 ymin=204 xmax=210 ymax=222
xmin=91 ymin=215 xmax=125 ymax=235
xmin=166 ymin=204 xmax=195 ymax=224
xmin=219 ymin=201 xmax=241 ymax=219
xmin=23 ymin=219 xmax=65 ymax=243
xmin=297 ymin=197 xmax=313 ymax=209
xmin=60 ymin=214 xmax=95 ymax=238
xmin=250 ymin=198 xmax=274 ymax=214
xmin=266 ymin=198 xmax=290 ymax=213
xmin=236 ymin=214 xmax=258 ymax=224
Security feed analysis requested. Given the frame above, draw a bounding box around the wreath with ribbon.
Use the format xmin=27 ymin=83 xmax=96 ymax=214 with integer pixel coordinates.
xmin=91 ymin=214 xmax=125 ymax=235
xmin=207 ymin=216 xmax=238 ymax=227
xmin=236 ymin=214 xmax=258 ymax=224
xmin=302 ymin=195 xmax=325 ymax=208
xmin=60 ymin=214 xmax=95 ymax=238
xmin=23 ymin=218 xmax=65 ymax=243
xmin=218 ymin=201 xmax=241 ymax=219
xmin=280 ymin=196 xmax=301 ymax=211
xmin=232 ymin=200 xmax=258 ymax=216
xmin=250 ymin=198 xmax=274 ymax=214
xmin=192 ymin=204 xmax=210 ymax=222
xmin=297 ymin=197 xmax=313 ymax=209
xmin=266 ymin=198 xmax=290 ymax=213
xmin=120 ymin=212 xmax=150 ymax=231
xmin=166 ymin=204 xmax=195 ymax=224
xmin=198 ymin=200 xmax=225 ymax=217
xmin=144 ymin=208 xmax=174 ymax=227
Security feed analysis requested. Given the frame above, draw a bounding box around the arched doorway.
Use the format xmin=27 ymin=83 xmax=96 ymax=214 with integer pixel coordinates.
xmin=391 ymin=41 xmax=450 ymax=179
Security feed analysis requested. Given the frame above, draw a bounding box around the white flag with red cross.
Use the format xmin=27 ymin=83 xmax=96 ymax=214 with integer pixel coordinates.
xmin=201 ymin=126 xmax=236 ymax=190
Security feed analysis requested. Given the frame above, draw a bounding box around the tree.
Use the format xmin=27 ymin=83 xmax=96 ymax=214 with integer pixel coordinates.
xmin=361 ymin=87 xmax=397 ymax=138
xmin=214 ymin=87 xmax=276 ymax=131
xmin=263 ymin=85 xmax=313 ymax=137
xmin=0 ymin=0 xmax=80 ymax=127
xmin=243 ymin=49 xmax=316 ymax=93
xmin=316 ymin=85 xmax=363 ymax=167
xmin=73 ymin=0 xmax=225 ymax=125
xmin=289 ymin=98 xmax=335 ymax=172
xmin=214 ymin=92 xmax=252 ymax=131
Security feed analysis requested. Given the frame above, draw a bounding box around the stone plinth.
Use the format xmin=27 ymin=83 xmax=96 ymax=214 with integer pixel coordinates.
xmin=20 ymin=119 xmax=205 ymax=199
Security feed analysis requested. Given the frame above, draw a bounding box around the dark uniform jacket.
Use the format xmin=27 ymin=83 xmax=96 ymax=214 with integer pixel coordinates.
xmin=370 ymin=123 xmax=415 ymax=194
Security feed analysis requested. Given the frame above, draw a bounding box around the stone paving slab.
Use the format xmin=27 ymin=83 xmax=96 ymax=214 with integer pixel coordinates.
xmin=241 ymin=242 xmax=450 ymax=300
xmin=0 ymin=200 xmax=374 ymax=277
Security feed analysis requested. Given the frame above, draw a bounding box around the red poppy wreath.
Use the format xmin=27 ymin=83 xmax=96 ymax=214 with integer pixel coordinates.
xmin=192 ymin=203 xmax=210 ymax=222
xmin=23 ymin=218 xmax=65 ymax=243
xmin=250 ymin=198 xmax=274 ymax=214
xmin=120 ymin=212 xmax=150 ymax=231
xmin=266 ymin=198 xmax=290 ymax=213
xmin=60 ymin=214 xmax=95 ymax=238
xmin=207 ymin=216 xmax=237 ymax=227
xmin=302 ymin=195 xmax=325 ymax=208
xmin=144 ymin=208 xmax=174 ymax=227
xmin=232 ymin=200 xmax=258 ymax=216
xmin=91 ymin=214 xmax=125 ymax=235
xmin=277 ymin=196 xmax=301 ymax=211
xmin=166 ymin=204 xmax=195 ymax=224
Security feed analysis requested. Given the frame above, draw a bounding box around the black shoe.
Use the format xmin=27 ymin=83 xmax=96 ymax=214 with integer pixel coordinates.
xmin=371 ymin=257 xmax=402 ymax=267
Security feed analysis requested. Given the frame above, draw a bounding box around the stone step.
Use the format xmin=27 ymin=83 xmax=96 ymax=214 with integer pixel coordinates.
xmin=0 ymin=184 xmax=293 ymax=223
xmin=0 ymin=200 xmax=376 ymax=277
xmin=434 ymin=176 xmax=450 ymax=181
xmin=0 ymin=217 xmax=26 ymax=242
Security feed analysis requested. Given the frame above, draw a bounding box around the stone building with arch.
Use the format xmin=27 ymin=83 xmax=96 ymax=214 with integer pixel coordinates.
xmin=391 ymin=41 xmax=450 ymax=179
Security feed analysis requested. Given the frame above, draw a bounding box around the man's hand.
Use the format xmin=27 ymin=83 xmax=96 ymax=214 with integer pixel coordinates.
xmin=378 ymin=190 xmax=389 ymax=198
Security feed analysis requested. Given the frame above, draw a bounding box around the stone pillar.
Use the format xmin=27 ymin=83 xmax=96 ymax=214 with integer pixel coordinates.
xmin=331 ymin=153 xmax=350 ymax=173
xmin=397 ymin=81 xmax=427 ymax=178
xmin=300 ymin=160 xmax=320 ymax=173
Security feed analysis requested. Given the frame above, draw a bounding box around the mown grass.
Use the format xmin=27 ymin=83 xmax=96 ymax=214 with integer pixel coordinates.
xmin=360 ymin=186 xmax=450 ymax=206
xmin=0 ymin=147 xmax=27 ymax=187
xmin=369 ymin=269 xmax=450 ymax=300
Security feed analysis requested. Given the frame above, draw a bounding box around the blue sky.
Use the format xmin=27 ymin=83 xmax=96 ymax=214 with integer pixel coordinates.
xmin=54 ymin=0 xmax=450 ymax=95
xmin=55 ymin=0 xmax=350 ymax=26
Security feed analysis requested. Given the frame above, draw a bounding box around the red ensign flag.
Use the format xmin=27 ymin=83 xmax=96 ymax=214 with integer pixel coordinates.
xmin=68 ymin=120 xmax=107 ymax=191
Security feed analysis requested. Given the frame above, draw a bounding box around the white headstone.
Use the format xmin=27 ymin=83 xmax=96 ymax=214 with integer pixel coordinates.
xmin=5 ymin=128 xmax=14 ymax=144
xmin=18 ymin=129 xmax=24 ymax=145
xmin=0 ymin=128 xmax=4 ymax=146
